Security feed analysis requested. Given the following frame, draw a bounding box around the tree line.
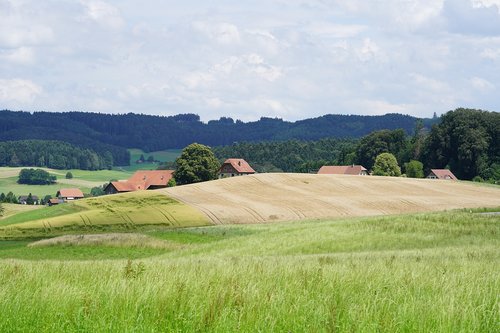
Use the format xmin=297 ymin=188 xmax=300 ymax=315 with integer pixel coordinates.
xmin=0 ymin=140 xmax=115 ymax=170
xmin=0 ymin=110 xmax=435 ymax=153
xmin=213 ymin=108 xmax=499 ymax=182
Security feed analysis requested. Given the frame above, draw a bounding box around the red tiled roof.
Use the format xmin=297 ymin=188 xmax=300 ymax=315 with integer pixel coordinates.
xmin=429 ymin=169 xmax=457 ymax=180
xmin=128 ymin=170 xmax=174 ymax=189
xmin=221 ymin=159 xmax=255 ymax=174
xmin=109 ymin=181 xmax=141 ymax=192
xmin=57 ymin=188 xmax=84 ymax=198
xmin=318 ymin=165 xmax=367 ymax=175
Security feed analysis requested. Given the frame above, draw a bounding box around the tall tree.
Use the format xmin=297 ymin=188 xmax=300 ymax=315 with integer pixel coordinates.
xmin=422 ymin=108 xmax=499 ymax=180
xmin=372 ymin=153 xmax=401 ymax=177
xmin=174 ymin=143 xmax=220 ymax=185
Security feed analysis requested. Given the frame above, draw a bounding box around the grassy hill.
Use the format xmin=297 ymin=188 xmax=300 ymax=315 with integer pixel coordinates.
xmin=0 ymin=191 xmax=209 ymax=239
xmin=162 ymin=173 xmax=500 ymax=224
xmin=0 ymin=210 xmax=498 ymax=331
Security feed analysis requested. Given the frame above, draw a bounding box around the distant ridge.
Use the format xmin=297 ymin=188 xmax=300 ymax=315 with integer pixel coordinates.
xmin=0 ymin=110 xmax=436 ymax=153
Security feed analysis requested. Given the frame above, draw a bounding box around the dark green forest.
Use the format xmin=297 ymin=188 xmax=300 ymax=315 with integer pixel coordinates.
xmin=0 ymin=140 xmax=114 ymax=170
xmin=0 ymin=110 xmax=433 ymax=153
xmin=214 ymin=109 xmax=499 ymax=182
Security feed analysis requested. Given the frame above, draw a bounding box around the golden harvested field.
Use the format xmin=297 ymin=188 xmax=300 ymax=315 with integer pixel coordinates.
xmin=161 ymin=173 xmax=500 ymax=224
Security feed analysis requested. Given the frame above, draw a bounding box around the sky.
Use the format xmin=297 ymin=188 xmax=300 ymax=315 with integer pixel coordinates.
xmin=1 ymin=0 xmax=500 ymax=121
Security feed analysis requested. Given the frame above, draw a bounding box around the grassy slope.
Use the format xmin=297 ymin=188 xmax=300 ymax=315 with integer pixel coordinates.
xmin=0 ymin=191 xmax=210 ymax=239
xmin=0 ymin=167 xmax=133 ymax=198
xmin=0 ymin=210 xmax=498 ymax=332
xmin=0 ymin=203 xmax=42 ymax=220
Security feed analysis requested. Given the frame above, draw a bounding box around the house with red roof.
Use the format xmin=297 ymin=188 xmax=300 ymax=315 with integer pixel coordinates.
xmin=104 ymin=170 xmax=174 ymax=194
xmin=56 ymin=188 xmax=84 ymax=201
xmin=219 ymin=159 xmax=256 ymax=178
xmin=426 ymin=169 xmax=457 ymax=180
xmin=318 ymin=165 xmax=368 ymax=176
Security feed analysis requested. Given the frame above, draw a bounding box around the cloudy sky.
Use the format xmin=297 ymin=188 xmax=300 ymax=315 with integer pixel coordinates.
xmin=1 ymin=0 xmax=500 ymax=121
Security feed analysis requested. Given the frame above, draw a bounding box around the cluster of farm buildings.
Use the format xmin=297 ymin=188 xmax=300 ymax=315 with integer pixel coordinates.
xmin=20 ymin=159 xmax=456 ymax=205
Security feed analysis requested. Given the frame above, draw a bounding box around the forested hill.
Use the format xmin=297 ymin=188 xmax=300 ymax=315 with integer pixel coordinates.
xmin=0 ymin=110 xmax=434 ymax=152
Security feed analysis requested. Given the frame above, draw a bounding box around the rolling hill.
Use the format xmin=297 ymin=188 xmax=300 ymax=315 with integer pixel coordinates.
xmin=2 ymin=173 xmax=499 ymax=238
xmin=161 ymin=173 xmax=500 ymax=224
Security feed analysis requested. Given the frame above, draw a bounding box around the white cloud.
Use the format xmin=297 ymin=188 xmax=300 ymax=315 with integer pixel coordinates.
xmin=481 ymin=48 xmax=500 ymax=59
xmin=0 ymin=78 xmax=42 ymax=104
xmin=0 ymin=47 xmax=35 ymax=65
xmin=357 ymin=38 xmax=381 ymax=62
xmin=471 ymin=77 xmax=495 ymax=91
xmin=0 ymin=0 xmax=499 ymax=120
xmin=193 ymin=22 xmax=241 ymax=44
xmin=80 ymin=0 xmax=125 ymax=30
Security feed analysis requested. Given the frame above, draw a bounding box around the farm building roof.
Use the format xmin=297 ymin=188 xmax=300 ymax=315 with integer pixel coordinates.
xmin=221 ymin=159 xmax=255 ymax=174
xmin=128 ymin=170 xmax=174 ymax=189
xmin=57 ymin=188 xmax=84 ymax=198
xmin=108 ymin=170 xmax=175 ymax=192
xmin=428 ymin=169 xmax=457 ymax=180
xmin=108 ymin=181 xmax=141 ymax=192
xmin=317 ymin=165 xmax=367 ymax=175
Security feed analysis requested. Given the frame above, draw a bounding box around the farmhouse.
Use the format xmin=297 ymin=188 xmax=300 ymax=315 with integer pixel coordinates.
xmin=104 ymin=170 xmax=174 ymax=194
xmin=18 ymin=195 xmax=39 ymax=205
xmin=318 ymin=165 xmax=368 ymax=176
xmin=219 ymin=159 xmax=256 ymax=178
xmin=426 ymin=169 xmax=457 ymax=180
xmin=56 ymin=188 xmax=84 ymax=201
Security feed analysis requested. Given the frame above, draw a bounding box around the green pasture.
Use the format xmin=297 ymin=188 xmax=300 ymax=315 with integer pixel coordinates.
xmin=0 ymin=175 xmax=91 ymax=198
xmin=0 ymin=167 xmax=134 ymax=199
xmin=0 ymin=209 xmax=498 ymax=332
xmin=115 ymin=148 xmax=181 ymax=172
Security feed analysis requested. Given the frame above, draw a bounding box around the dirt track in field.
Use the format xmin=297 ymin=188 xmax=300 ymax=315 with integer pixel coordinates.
xmin=160 ymin=173 xmax=500 ymax=224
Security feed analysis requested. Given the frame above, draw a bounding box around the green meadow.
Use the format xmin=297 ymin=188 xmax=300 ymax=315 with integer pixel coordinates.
xmin=0 ymin=209 xmax=498 ymax=332
xmin=115 ymin=148 xmax=181 ymax=172
xmin=0 ymin=167 xmax=134 ymax=198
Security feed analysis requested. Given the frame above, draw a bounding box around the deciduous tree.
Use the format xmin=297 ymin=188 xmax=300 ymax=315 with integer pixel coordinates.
xmin=174 ymin=143 xmax=220 ymax=185
xmin=372 ymin=153 xmax=401 ymax=177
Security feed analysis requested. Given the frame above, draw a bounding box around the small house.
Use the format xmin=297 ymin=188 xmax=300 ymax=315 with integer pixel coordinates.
xmin=219 ymin=159 xmax=255 ymax=178
xmin=56 ymin=188 xmax=84 ymax=201
xmin=104 ymin=170 xmax=174 ymax=194
xmin=317 ymin=165 xmax=368 ymax=176
xmin=18 ymin=195 xmax=39 ymax=205
xmin=426 ymin=169 xmax=457 ymax=180
xmin=48 ymin=198 xmax=64 ymax=206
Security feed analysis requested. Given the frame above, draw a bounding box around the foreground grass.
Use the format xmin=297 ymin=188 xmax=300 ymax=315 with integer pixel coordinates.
xmin=0 ymin=210 xmax=498 ymax=332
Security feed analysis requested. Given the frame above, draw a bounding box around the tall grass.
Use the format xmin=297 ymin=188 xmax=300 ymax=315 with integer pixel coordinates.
xmin=0 ymin=210 xmax=498 ymax=332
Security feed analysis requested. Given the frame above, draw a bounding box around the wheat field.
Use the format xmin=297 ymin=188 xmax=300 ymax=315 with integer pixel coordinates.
xmin=161 ymin=173 xmax=500 ymax=224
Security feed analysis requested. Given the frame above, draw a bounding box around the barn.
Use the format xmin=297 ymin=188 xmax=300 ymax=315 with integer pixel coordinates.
xmin=56 ymin=188 xmax=84 ymax=201
xmin=104 ymin=170 xmax=174 ymax=194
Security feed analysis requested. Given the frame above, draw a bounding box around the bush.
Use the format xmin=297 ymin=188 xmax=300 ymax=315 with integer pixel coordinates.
xmin=472 ymin=176 xmax=484 ymax=182
xmin=65 ymin=172 xmax=73 ymax=179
